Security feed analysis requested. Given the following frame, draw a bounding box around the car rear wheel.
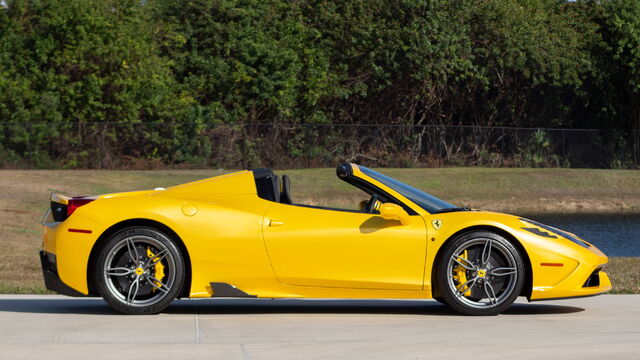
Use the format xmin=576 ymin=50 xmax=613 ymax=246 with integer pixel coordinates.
xmin=95 ymin=227 xmax=185 ymax=314
xmin=435 ymin=231 xmax=524 ymax=315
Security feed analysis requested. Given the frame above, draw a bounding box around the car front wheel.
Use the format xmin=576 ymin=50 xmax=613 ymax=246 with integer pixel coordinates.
xmin=435 ymin=231 xmax=525 ymax=315
xmin=95 ymin=227 xmax=185 ymax=314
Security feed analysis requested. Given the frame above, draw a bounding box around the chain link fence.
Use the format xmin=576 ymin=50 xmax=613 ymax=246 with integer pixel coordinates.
xmin=0 ymin=122 xmax=637 ymax=169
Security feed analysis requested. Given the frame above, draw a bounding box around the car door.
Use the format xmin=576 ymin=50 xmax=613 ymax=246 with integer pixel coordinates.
xmin=262 ymin=202 xmax=428 ymax=290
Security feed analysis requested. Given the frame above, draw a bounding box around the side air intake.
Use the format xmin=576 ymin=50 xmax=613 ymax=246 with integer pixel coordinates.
xmin=583 ymin=268 xmax=601 ymax=288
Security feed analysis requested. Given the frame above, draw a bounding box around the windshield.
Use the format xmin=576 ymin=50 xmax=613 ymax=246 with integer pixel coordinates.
xmin=358 ymin=166 xmax=457 ymax=213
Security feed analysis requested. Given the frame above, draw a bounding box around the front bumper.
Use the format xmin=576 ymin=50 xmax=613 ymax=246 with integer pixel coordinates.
xmin=531 ymin=265 xmax=611 ymax=301
xmin=39 ymin=251 xmax=87 ymax=297
xmin=529 ymin=243 xmax=612 ymax=301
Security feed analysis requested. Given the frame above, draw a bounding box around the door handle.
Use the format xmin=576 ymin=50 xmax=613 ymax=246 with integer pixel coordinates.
xmin=269 ymin=219 xmax=284 ymax=227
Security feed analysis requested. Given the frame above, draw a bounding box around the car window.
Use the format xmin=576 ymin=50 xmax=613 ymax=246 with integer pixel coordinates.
xmin=358 ymin=166 xmax=456 ymax=213
xmin=284 ymin=172 xmax=371 ymax=212
xmin=292 ymin=182 xmax=371 ymax=211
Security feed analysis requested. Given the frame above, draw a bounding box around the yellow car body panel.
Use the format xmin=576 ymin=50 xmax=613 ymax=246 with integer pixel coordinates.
xmin=421 ymin=210 xmax=609 ymax=300
xmin=41 ymin=164 xmax=610 ymax=302
xmin=262 ymin=201 xmax=428 ymax=290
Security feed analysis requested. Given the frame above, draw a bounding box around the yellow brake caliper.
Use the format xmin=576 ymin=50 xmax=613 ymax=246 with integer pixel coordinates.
xmin=146 ymin=247 xmax=165 ymax=291
xmin=453 ymin=250 xmax=472 ymax=297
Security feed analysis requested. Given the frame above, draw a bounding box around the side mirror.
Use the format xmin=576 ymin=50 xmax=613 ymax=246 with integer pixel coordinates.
xmin=379 ymin=203 xmax=410 ymax=226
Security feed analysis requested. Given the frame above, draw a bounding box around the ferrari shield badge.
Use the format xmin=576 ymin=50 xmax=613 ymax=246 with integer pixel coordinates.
xmin=432 ymin=219 xmax=443 ymax=230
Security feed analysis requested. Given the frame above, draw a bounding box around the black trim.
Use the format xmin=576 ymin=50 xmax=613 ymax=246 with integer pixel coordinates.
xmin=521 ymin=227 xmax=558 ymax=239
xmin=252 ymin=168 xmax=280 ymax=203
xmin=290 ymin=203 xmax=364 ymax=213
xmin=210 ymin=282 xmax=257 ymax=298
xmin=336 ymin=163 xmax=352 ymax=178
xmin=337 ymin=163 xmax=417 ymax=215
xmin=39 ymin=251 xmax=87 ymax=297
xmin=520 ymin=218 xmax=590 ymax=248
xmin=433 ymin=207 xmax=473 ymax=214
xmin=583 ymin=268 xmax=602 ymax=288
xmin=51 ymin=202 xmax=67 ymax=222
xmin=280 ymin=175 xmax=293 ymax=204
xmin=529 ymin=293 xmax=604 ymax=302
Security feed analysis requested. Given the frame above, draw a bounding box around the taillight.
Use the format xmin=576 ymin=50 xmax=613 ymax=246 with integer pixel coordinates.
xmin=67 ymin=198 xmax=95 ymax=217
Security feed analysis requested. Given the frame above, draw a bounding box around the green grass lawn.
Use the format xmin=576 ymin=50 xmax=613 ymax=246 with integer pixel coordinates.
xmin=607 ymin=257 xmax=640 ymax=294
xmin=0 ymin=167 xmax=638 ymax=294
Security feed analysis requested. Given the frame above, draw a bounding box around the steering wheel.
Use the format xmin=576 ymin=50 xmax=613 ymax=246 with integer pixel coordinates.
xmin=364 ymin=194 xmax=379 ymax=214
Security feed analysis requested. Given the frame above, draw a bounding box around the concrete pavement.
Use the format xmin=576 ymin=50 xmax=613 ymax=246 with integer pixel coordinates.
xmin=0 ymin=294 xmax=638 ymax=359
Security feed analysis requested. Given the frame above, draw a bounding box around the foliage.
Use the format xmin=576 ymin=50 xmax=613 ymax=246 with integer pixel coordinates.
xmin=0 ymin=0 xmax=639 ymax=168
xmin=518 ymin=129 xmax=560 ymax=167
xmin=0 ymin=0 xmax=189 ymax=167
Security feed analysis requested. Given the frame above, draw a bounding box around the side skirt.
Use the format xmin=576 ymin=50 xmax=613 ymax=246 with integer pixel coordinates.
xmin=210 ymin=282 xmax=257 ymax=298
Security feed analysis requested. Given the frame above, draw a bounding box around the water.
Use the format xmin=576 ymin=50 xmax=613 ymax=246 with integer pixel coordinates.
xmin=524 ymin=213 xmax=640 ymax=257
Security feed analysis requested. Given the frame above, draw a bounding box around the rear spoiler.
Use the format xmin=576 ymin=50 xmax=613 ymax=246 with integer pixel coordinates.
xmin=50 ymin=193 xmax=70 ymax=205
xmin=50 ymin=193 xmax=97 ymax=222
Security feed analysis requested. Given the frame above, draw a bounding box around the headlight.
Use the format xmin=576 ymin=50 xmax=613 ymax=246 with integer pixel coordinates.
xmin=519 ymin=218 xmax=590 ymax=248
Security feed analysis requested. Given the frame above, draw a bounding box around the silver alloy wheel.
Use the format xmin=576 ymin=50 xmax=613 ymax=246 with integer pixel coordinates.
xmin=445 ymin=237 xmax=518 ymax=309
xmin=103 ymin=235 xmax=176 ymax=307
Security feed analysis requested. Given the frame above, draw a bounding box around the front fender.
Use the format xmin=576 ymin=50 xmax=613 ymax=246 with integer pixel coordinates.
xmin=422 ymin=211 xmax=608 ymax=299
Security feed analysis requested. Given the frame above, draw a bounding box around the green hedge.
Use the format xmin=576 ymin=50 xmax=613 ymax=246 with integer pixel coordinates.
xmin=0 ymin=0 xmax=639 ymax=168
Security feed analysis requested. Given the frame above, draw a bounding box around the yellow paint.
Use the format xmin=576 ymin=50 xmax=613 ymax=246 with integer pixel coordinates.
xmin=181 ymin=203 xmax=197 ymax=217
xmin=41 ymin=164 xmax=611 ymax=301
xmin=454 ymin=250 xmax=472 ymax=297
xmin=378 ymin=202 xmax=411 ymax=226
xmin=147 ymin=247 xmax=165 ymax=289
xmin=135 ymin=267 xmax=144 ymax=276
xmin=262 ymin=201 xmax=427 ymax=290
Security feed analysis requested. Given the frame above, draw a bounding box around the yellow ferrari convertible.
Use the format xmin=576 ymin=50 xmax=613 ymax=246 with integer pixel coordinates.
xmin=40 ymin=163 xmax=610 ymax=315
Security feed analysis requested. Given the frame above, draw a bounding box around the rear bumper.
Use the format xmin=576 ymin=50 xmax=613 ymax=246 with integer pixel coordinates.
xmin=41 ymin=212 xmax=105 ymax=295
xmin=39 ymin=251 xmax=87 ymax=297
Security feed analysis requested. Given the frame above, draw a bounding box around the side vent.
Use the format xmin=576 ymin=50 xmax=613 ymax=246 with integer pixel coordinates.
xmin=583 ymin=268 xmax=601 ymax=288
xmin=210 ymin=282 xmax=257 ymax=298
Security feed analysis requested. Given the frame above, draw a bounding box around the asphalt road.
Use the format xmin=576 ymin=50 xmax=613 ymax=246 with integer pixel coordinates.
xmin=0 ymin=294 xmax=638 ymax=359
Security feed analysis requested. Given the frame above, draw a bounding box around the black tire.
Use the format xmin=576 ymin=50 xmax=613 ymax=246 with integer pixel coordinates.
xmin=95 ymin=226 xmax=185 ymax=315
xmin=435 ymin=231 xmax=525 ymax=315
xmin=433 ymin=296 xmax=447 ymax=306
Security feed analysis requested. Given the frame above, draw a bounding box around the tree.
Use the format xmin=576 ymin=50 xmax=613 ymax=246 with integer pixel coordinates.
xmin=0 ymin=0 xmax=185 ymax=167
